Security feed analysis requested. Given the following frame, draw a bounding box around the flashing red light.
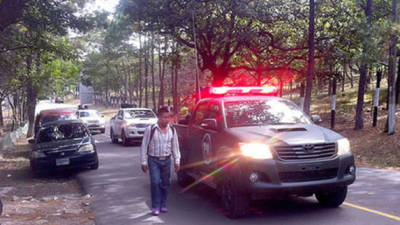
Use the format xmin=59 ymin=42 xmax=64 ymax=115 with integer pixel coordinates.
xmin=209 ymin=86 xmax=278 ymax=96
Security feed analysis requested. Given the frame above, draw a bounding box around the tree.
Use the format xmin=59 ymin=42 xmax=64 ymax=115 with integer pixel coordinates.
xmin=303 ymin=0 xmax=315 ymax=116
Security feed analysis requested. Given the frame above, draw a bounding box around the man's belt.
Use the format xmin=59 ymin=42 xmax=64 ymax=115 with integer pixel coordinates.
xmin=149 ymin=155 xmax=171 ymax=160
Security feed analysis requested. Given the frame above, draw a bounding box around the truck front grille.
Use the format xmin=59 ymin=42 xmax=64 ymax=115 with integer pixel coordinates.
xmin=279 ymin=168 xmax=338 ymax=182
xmin=274 ymin=143 xmax=337 ymax=161
xmin=135 ymin=124 xmax=151 ymax=128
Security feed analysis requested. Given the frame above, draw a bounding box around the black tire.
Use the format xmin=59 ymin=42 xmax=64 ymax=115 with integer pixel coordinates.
xmin=110 ymin=129 xmax=118 ymax=144
xmin=316 ymin=186 xmax=347 ymax=207
xmin=100 ymin=128 xmax=105 ymax=134
xmin=177 ymin=170 xmax=193 ymax=187
xmin=121 ymin=130 xmax=129 ymax=146
xmin=90 ymin=161 xmax=99 ymax=170
xmin=220 ymin=179 xmax=249 ymax=219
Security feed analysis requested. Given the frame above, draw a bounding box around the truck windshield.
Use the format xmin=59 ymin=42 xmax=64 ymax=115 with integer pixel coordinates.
xmin=125 ymin=110 xmax=156 ymax=119
xmin=224 ymin=99 xmax=311 ymax=128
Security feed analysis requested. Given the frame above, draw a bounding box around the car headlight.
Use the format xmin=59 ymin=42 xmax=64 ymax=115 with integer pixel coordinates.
xmin=78 ymin=144 xmax=95 ymax=153
xmin=32 ymin=151 xmax=46 ymax=158
xmin=128 ymin=124 xmax=136 ymax=128
xmin=239 ymin=142 xmax=273 ymax=159
xmin=337 ymin=138 xmax=350 ymax=155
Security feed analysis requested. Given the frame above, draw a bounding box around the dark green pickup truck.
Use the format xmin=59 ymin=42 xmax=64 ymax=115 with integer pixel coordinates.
xmin=175 ymin=88 xmax=356 ymax=218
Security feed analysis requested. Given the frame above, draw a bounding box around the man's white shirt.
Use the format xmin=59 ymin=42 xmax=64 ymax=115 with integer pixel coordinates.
xmin=140 ymin=124 xmax=181 ymax=166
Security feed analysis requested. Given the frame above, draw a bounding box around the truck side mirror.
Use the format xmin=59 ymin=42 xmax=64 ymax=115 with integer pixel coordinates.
xmin=201 ymin=119 xmax=218 ymax=130
xmin=311 ymin=115 xmax=322 ymax=124
xmin=179 ymin=114 xmax=191 ymax=125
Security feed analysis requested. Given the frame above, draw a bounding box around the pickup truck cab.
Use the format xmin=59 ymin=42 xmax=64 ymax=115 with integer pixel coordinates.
xmin=175 ymin=86 xmax=356 ymax=218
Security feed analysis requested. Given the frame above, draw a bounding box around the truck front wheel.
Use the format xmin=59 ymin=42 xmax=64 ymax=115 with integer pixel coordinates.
xmin=220 ymin=179 xmax=249 ymax=219
xmin=177 ymin=170 xmax=193 ymax=187
xmin=316 ymin=186 xmax=347 ymax=207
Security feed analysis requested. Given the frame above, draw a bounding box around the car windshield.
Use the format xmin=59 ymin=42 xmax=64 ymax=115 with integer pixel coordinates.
xmin=37 ymin=123 xmax=89 ymax=143
xmin=224 ymin=99 xmax=311 ymax=128
xmin=125 ymin=110 xmax=156 ymax=119
xmin=79 ymin=111 xmax=99 ymax=118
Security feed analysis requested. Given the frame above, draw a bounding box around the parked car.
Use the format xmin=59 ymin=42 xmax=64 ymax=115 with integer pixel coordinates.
xmin=29 ymin=120 xmax=99 ymax=174
xmin=176 ymin=86 xmax=356 ymax=218
xmin=34 ymin=108 xmax=77 ymax=138
xmin=77 ymin=109 xmax=106 ymax=133
xmin=110 ymin=107 xmax=157 ymax=145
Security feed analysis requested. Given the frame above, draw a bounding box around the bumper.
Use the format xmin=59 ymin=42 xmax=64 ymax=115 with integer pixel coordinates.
xmin=86 ymin=123 xmax=105 ymax=130
xmin=235 ymin=154 xmax=355 ymax=195
xmin=31 ymin=152 xmax=98 ymax=171
xmin=125 ymin=127 xmax=147 ymax=139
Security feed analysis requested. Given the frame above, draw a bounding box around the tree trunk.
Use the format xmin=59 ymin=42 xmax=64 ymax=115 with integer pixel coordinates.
xmin=144 ymin=36 xmax=149 ymax=108
xmin=151 ymin=31 xmax=156 ymax=111
xmin=0 ymin=98 xmax=3 ymax=127
xmin=387 ymin=0 xmax=397 ymax=135
xmin=26 ymin=53 xmax=38 ymax=138
xmin=158 ymin=35 xmax=164 ymax=108
xmin=354 ymin=0 xmax=373 ymax=130
xmin=395 ymin=57 xmax=400 ymax=105
xmin=138 ymin=31 xmax=143 ymax=107
xmin=304 ymin=0 xmax=315 ymax=116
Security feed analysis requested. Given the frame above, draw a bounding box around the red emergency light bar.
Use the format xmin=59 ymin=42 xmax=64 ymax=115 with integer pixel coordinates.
xmin=208 ymin=86 xmax=278 ymax=96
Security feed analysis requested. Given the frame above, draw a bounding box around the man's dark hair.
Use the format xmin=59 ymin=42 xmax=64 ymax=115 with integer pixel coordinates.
xmin=157 ymin=107 xmax=170 ymax=116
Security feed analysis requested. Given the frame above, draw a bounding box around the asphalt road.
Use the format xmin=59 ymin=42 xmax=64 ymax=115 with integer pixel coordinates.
xmin=77 ymin=129 xmax=400 ymax=225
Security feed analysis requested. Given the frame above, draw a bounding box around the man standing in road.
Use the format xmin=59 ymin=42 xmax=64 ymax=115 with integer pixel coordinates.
xmin=141 ymin=107 xmax=181 ymax=216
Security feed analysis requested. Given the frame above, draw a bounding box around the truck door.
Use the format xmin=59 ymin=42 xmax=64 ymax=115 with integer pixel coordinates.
xmin=188 ymin=102 xmax=209 ymax=168
xmin=199 ymin=101 xmax=225 ymax=173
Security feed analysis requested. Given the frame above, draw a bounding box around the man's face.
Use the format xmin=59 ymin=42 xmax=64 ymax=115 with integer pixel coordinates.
xmin=158 ymin=112 xmax=170 ymax=127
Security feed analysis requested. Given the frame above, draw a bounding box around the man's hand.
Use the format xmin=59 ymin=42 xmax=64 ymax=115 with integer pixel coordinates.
xmin=174 ymin=164 xmax=180 ymax=172
xmin=141 ymin=165 xmax=148 ymax=173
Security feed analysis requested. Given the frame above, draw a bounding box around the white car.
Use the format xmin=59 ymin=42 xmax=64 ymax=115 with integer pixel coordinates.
xmin=110 ymin=108 xmax=158 ymax=145
xmin=77 ymin=109 xmax=106 ymax=133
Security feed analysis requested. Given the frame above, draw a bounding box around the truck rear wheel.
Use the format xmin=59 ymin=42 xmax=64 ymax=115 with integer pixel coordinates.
xmin=220 ymin=179 xmax=249 ymax=219
xmin=316 ymin=186 xmax=347 ymax=207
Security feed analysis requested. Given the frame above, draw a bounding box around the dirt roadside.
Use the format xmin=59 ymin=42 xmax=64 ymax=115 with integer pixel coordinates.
xmin=0 ymin=137 xmax=95 ymax=225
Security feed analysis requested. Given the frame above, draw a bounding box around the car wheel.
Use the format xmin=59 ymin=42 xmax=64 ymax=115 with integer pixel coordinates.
xmin=110 ymin=129 xmax=118 ymax=144
xmin=220 ymin=179 xmax=249 ymax=219
xmin=100 ymin=128 xmax=105 ymax=134
xmin=90 ymin=161 xmax=99 ymax=170
xmin=177 ymin=170 xmax=193 ymax=187
xmin=316 ymin=186 xmax=347 ymax=207
xmin=121 ymin=130 xmax=129 ymax=146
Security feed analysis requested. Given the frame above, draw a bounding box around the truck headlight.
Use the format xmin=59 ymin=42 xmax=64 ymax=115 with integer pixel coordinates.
xmin=32 ymin=151 xmax=46 ymax=158
xmin=78 ymin=144 xmax=95 ymax=153
xmin=239 ymin=143 xmax=272 ymax=159
xmin=337 ymin=138 xmax=350 ymax=155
